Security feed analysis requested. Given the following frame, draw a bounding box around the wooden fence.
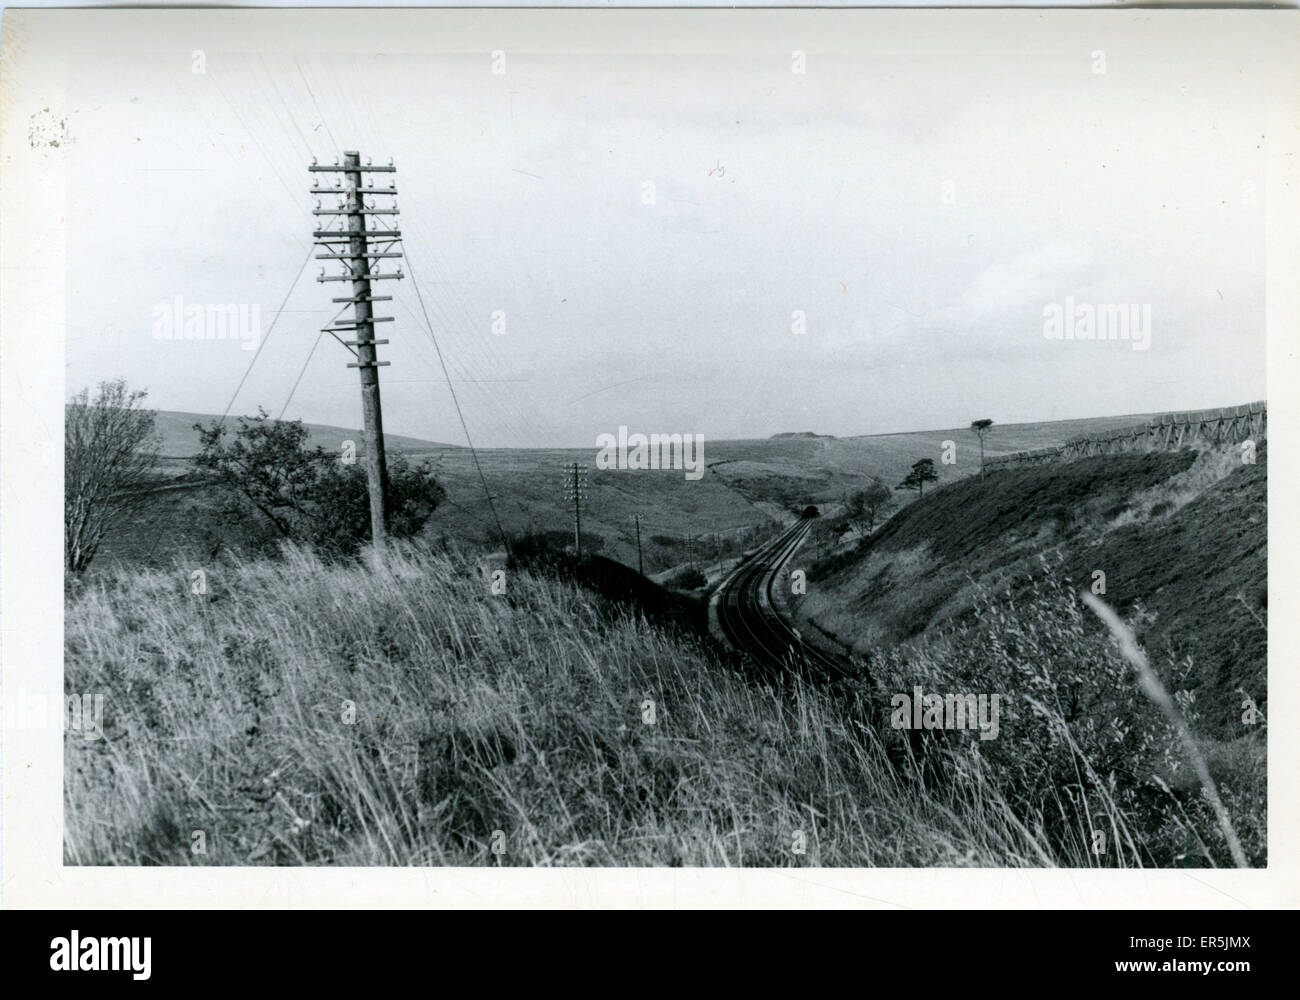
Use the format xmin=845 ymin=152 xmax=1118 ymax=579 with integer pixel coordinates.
xmin=983 ymin=401 xmax=1266 ymax=472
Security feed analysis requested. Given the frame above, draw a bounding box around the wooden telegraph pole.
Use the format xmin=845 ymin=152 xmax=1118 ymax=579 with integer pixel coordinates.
xmin=563 ymin=461 xmax=587 ymax=558
xmin=311 ymin=151 xmax=402 ymax=557
xmin=634 ymin=513 xmax=644 ymax=576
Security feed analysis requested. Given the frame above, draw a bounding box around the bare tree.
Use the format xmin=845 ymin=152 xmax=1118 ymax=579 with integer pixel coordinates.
xmin=65 ymin=380 xmax=161 ymax=573
xmin=843 ymin=478 xmax=894 ymax=534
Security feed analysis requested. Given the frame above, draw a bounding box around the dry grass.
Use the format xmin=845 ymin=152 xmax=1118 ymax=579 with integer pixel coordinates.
xmin=867 ymin=567 xmax=1265 ymax=868
xmin=64 ymin=543 xmax=1263 ymax=867
xmin=1105 ymin=445 xmax=1247 ymax=529
xmin=1080 ymin=591 xmax=1248 ymax=867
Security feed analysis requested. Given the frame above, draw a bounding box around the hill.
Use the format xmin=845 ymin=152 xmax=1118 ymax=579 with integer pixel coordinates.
xmin=149 ymin=410 xmax=458 ymax=463
xmin=796 ymin=442 xmax=1267 ymax=738
xmin=93 ymin=406 xmax=1249 ymax=576
xmin=64 ymin=541 xmax=1260 ymax=866
xmin=65 ymin=410 xmax=1267 ymax=867
xmin=704 ymin=411 xmax=1184 ymax=518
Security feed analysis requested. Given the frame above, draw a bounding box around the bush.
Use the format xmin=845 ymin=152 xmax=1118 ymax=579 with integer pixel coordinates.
xmin=664 ymin=565 xmax=707 ymax=590
xmin=867 ymin=564 xmax=1264 ymax=867
xmin=192 ymin=410 xmax=446 ymax=558
xmin=505 ymin=530 xmax=571 ymax=574
xmin=505 ymin=530 xmax=606 ymax=574
xmin=309 ymin=453 xmax=447 ymax=557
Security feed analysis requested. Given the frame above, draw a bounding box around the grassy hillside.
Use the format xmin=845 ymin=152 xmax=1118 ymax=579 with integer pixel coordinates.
xmin=798 ymin=443 xmax=1267 ymax=737
xmin=65 ymin=543 xmax=1260 ymax=866
xmin=711 ymin=410 xmax=1174 ymax=510
xmin=150 ymin=410 xmax=457 ymax=461
xmin=65 ymin=404 xmax=1267 ymax=867
xmin=95 ymin=406 xmax=1198 ymax=572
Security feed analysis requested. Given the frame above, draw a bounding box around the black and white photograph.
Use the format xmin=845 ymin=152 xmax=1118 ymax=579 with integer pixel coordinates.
xmin=2 ymin=5 xmax=1297 ymax=910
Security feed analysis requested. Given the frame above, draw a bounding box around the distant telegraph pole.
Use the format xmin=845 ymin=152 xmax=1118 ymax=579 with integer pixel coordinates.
xmin=563 ymin=462 xmax=588 ymax=557
xmin=633 ymin=513 xmax=644 ymax=576
xmin=311 ymin=151 xmax=402 ymax=556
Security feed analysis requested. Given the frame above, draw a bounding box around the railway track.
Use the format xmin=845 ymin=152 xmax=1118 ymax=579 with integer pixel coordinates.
xmin=712 ymin=515 xmax=853 ymax=684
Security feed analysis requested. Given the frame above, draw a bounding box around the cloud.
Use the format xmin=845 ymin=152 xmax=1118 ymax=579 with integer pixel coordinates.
xmin=959 ymin=244 xmax=1099 ymax=320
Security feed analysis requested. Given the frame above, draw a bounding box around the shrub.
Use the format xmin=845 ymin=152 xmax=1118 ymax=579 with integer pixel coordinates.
xmin=309 ymin=453 xmax=447 ymax=556
xmin=867 ymin=563 xmax=1264 ymax=867
xmin=193 ymin=410 xmax=445 ymax=558
xmin=664 ymin=565 xmax=707 ymax=590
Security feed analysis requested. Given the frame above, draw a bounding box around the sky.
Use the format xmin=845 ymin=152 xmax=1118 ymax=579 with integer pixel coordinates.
xmin=59 ymin=10 xmax=1272 ymax=448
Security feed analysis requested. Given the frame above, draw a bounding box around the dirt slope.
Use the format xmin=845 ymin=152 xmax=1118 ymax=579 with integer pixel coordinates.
xmin=799 ymin=444 xmax=1266 ymax=736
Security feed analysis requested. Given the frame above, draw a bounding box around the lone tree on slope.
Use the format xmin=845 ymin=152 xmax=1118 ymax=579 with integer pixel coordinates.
xmin=896 ymin=458 xmax=939 ymax=499
xmin=971 ymin=418 xmax=994 ymax=479
xmin=65 ymin=379 xmax=161 ymax=574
